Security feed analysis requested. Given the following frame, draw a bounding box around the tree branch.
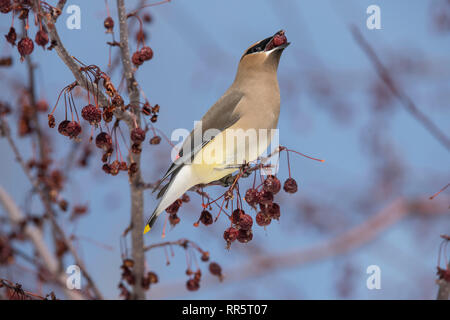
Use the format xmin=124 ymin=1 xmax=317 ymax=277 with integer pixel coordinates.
xmin=151 ymin=196 xmax=449 ymax=298
xmin=351 ymin=26 xmax=450 ymax=152
xmin=0 ymin=186 xmax=84 ymax=300
xmin=117 ymin=0 xmax=146 ymax=300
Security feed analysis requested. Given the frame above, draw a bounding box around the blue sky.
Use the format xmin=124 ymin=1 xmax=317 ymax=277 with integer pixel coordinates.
xmin=0 ymin=0 xmax=449 ymax=299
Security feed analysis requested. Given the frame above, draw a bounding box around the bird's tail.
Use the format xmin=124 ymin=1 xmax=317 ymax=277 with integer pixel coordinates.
xmin=144 ymin=165 xmax=198 ymax=234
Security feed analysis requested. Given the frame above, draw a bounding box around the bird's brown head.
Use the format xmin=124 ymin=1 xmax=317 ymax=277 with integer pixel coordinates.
xmin=238 ymin=30 xmax=290 ymax=75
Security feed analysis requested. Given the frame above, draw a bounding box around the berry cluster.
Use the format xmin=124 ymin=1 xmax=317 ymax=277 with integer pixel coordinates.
xmin=2 ymin=1 xmax=59 ymax=61
xmin=118 ymin=258 xmax=158 ymax=299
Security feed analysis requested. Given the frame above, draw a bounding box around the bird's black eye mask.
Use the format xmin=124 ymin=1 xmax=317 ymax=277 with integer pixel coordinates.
xmin=245 ymin=36 xmax=273 ymax=55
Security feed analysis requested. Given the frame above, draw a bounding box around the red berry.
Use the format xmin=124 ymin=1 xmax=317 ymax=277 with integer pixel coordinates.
xmin=130 ymin=127 xmax=146 ymax=143
xmin=104 ymin=17 xmax=114 ymax=32
xmin=5 ymin=27 xmax=16 ymax=46
xmin=263 ymin=175 xmax=281 ymax=194
xmin=165 ymin=199 xmax=182 ymax=215
xmin=239 ymin=213 xmax=253 ymax=231
xmin=223 ymin=227 xmax=239 ymax=243
xmin=256 ymin=212 xmax=271 ymax=226
xmin=231 ymin=209 xmax=244 ymax=224
xmin=258 ymin=189 xmax=274 ymax=205
xmin=273 ymin=33 xmax=287 ymax=47
xmin=208 ymin=262 xmax=222 ymax=277
xmin=18 ymin=37 xmax=34 ymax=58
xmin=149 ymin=135 xmax=161 ymax=145
xmin=66 ymin=121 xmax=82 ymax=138
xmin=95 ymin=132 xmax=112 ymax=150
xmin=140 ymin=46 xmax=153 ymax=61
xmin=283 ymin=178 xmax=298 ymax=194
xmin=199 ymin=210 xmax=213 ymax=226
xmin=168 ymin=213 xmax=180 ymax=226
xmin=58 ymin=120 xmax=70 ymax=136
xmin=267 ymin=202 xmax=280 ymax=220
xmin=35 ymin=30 xmax=48 ymax=49
xmin=132 ymin=51 xmax=144 ymax=66
xmin=0 ymin=0 xmax=12 ymax=14
xmin=48 ymin=114 xmax=55 ymax=128
xmin=143 ymin=13 xmax=152 ymax=23
xmin=244 ymin=188 xmax=259 ymax=207
xmin=186 ymin=279 xmax=199 ymax=291
xmin=81 ymin=104 xmax=102 ymax=125
xmin=112 ymin=95 xmax=124 ymax=108
xmin=237 ymin=229 xmax=253 ymax=243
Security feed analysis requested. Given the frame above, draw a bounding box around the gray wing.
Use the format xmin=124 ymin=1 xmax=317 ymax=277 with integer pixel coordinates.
xmin=153 ymin=89 xmax=244 ymax=197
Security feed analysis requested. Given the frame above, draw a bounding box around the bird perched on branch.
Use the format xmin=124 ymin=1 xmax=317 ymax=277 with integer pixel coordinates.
xmin=144 ymin=30 xmax=290 ymax=234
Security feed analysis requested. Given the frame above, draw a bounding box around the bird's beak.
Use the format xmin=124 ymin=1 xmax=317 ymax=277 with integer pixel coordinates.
xmin=264 ymin=30 xmax=290 ymax=53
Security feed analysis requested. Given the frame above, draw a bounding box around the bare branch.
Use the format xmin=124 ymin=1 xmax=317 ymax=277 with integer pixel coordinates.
xmin=351 ymin=26 xmax=450 ymax=151
xmin=151 ymin=196 xmax=449 ymax=298
xmin=117 ymin=0 xmax=146 ymax=300
xmin=0 ymin=186 xmax=84 ymax=300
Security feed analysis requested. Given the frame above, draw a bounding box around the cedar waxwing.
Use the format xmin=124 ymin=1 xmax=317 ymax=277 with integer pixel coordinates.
xmin=144 ymin=30 xmax=290 ymax=234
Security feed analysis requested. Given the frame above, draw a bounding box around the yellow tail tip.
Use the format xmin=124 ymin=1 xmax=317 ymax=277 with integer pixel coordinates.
xmin=143 ymin=224 xmax=151 ymax=234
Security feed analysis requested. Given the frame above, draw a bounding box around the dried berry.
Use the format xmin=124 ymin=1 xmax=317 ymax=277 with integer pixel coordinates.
xmin=223 ymin=227 xmax=239 ymax=243
xmin=256 ymin=212 xmax=271 ymax=226
xmin=35 ymin=30 xmax=49 ymax=49
xmin=112 ymin=95 xmax=124 ymax=108
xmin=230 ymin=209 xmax=242 ymax=224
xmin=119 ymin=161 xmax=128 ymax=171
xmin=150 ymin=114 xmax=158 ymax=123
xmin=95 ymin=132 xmax=112 ymax=150
xmin=102 ymin=163 xmax=111 ymax=174
xmin=244 ymin=188 xmax=259 ymax=207
xmin=131 ymin=143 xmax=142 ymax=154
xmin=110 ymin=160 xmax=120 ymax=176
xmin=200 ymin=251 xmax=209 ymax=262
xmin=263 ymin=175 xmax=281 ymax=194
xmin=81 ymin=104 xmax=102 ymax=125
xmin=130 ymin=127 xmax=146 ymax=143
xmin=149 ymin=135 xmax=161 ymax=145
xmin=132 ymin=51 xmax=144 ymax=66
xmin=238 ymin=213 xmax=253 ymax=231
xmin=273 ymin=32 xmax=287 ymax=47
xmin=186 ymin=279 xmax=199 ymax=291
xmin=258 ymin=189 xmax=273 ymax=205
xmin=102 ymin=109 xmax=114 ymax=122
xmin=58 ymin=120 xmax=70 ymax=136
xmin=104 ymin=16 xmax=114 ymax=32
xmin=283 ymin=178 xmax=298 ymax=194
xmin=140 ymin=46 xmax=153 ymax=61
xmin=66 ymin=121 xmax=82 ymax=138
xmin=209 ymin=262 xmax=223 ymax=280
xmin=168 ymin=213 xmax=180 ymax=226
xmin=18 ymin=37 xmax=34 ymax=59
xmin=5 ymin=27 xmax=16 ymax=46
xmin=166 ymin=199 xmax=182 ymax=215
xmin=48 ymin=114 xmax=55 ymax=128
xmin=237 ymin=229 xmax=253 ymax=243
xmin=143 ymin=13 xmax=152 ymax=23
xmin=181 ymin=194 xmax=190 ymax=203
xmin=142 ymin=103 xmax=152 ymax=115
xmin=267 ymin=202 xmax=280 ymax=220
xmin=0 ymin=0 xmax=12 ymax=14
xmin=148 ymin=271 xmax=158 ymax=284
xmin=199 ymin=210 xmax=213 ymax=226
